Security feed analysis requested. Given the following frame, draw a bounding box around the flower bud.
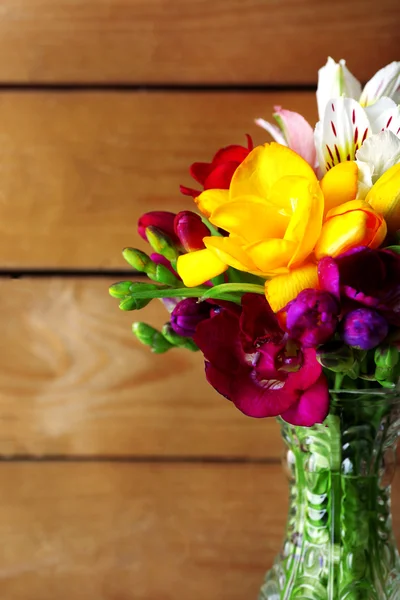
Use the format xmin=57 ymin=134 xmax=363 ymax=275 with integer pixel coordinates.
xmin=145 ymin=226 xmax=180 ymax=263
xmin=116 ymin=282 xmax=159 ymax=310
xmin=374 ymin=345 xmax=399 ymax=369
xmin=170 ymin=298 xmax=213 ymax=338
xmin=138 ymin=211 xmax=178 ymax=243
xmin=122 ymin=248 xmax=157 ymax=277
xmin=341 ymin=308 xmax=388 ymax=350
xmin=161 ymin=323 xmax=199 ymax=351
xmin=174 ymin=211 xmax=209 ymax=251
xmin=132 ymin=322 xmax=173 ymax=353
xmin=109 ymin=280 xmax=135 ymax=299
xmin=317 ymin=341 xmax=356 ymax=372
xmin=284 ymin=289 xmax=339 ymax=347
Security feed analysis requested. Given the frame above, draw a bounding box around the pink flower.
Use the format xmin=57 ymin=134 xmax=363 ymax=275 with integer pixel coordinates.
xmin=138 ymin=211 xmax=180 ymax=245
xmin=194 ymin=294 xmax=329 ymax=426
xmin=174 ymin=211 xmax=210 ymax=251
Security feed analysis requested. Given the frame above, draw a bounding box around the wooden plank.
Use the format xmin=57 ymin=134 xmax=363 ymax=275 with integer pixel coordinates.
xmin=0 ymin=462 xmax=399 ymax=599
xmin=0 ymin=90 xmax=318 ymax=269
xmin=0 ymin=278 xmax=281 ymax=458
xmin=0 ymin=1 xmax=397 ymax=84
xmin=0 ymin=463 xmax=283 ymax=599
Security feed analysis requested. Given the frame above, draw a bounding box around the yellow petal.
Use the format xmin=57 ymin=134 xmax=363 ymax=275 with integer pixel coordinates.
xmin=315 ymin=206 xmax=386 ymax=259
xmin=366 ymin=163 xmax=400 ymax=233
xmin=230 ymin=143 xmax=317 ymax=200
xmin=209 ymin=196 xmax=287 ymax=243
xmin=203 ymin=236 xmax=257 ymax=272
xmin=177 ymin=249 xmax=228 ymax=287
xmin=326 ymin=198 xmax=371 ymax=218
xmin=264 ymin=264 xmax=319 ymax=312
xmin=278 ymin=178 xmax=324 ymax=268
xmin=245 ymin=239 xmax=296 ymax=274
xmin=320 ymin=161 xmax=359 ymax=214
xmin=195 ymin=189 xmax=229 ymax=218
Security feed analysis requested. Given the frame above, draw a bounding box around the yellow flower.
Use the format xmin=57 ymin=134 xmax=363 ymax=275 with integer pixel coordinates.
xmin=365 ymin=163 xmax=400 ymax=233
xmin=315 ymin=199 xmax=387 ymax=259
xmin=177 ymin=143 xmax=324 ymax=311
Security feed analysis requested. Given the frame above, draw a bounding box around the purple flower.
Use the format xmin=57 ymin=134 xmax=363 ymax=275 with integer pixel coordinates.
xmin=318 ymin=246 xmax=400 ymax=325
xmin=174 ymin=211 xmax=210 ymax=251
xmin=170 ymin=298 xmax=213 ymax=338
xmin=283 ymin=289 xmax=339 ymax=347
xmin=194 ymin=294 xmax=329 ymax=426
xmin=341 ymin=308 xmax=389 ymax=350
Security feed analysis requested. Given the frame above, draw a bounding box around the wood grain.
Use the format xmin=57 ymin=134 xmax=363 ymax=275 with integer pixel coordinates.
xmin=0 ymin=90 xmax=317 ymax=269
xmin=0 ymin=0 xmax=397 ymax=84
xmin=0 ymin=462 xmax=399 ymax=600
xmin=0 ymin=277 xmax=281 ymax=458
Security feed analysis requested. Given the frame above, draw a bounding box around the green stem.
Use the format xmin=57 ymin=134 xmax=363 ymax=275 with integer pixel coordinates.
xmin=200 ymin=283 xmax=265 ymax=301
xmin=125 ymin=285 xmax=242 ymax=304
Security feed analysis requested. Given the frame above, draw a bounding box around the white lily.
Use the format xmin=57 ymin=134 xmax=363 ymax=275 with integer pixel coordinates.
xmin=317 ymin=57 xmax=361 ymax=120
xmin=315 ymin=93 xmax=400 ymax=175
xmin=356 ymin=130 xmax=400 ymax=198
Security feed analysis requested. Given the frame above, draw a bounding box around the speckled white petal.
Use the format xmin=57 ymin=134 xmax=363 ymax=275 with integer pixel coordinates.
xmin=364 ymin=97 xmax=400 ymax=135
xmin=316 ymin=57 xmax=362 ymax=120
xmin=360 ymin=61 xmax=400 ymax=107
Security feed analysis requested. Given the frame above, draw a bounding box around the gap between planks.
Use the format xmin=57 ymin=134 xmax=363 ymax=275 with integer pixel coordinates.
xmin=0 ymin=455 xmax=281 ymax=465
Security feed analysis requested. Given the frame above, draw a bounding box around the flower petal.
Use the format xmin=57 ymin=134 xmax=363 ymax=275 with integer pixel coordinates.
xmin=364 ymin=97 xmax=400 ymax=135
xmin=195 ymin=189 xmax=230 ymax=217
xmin=264 ymin=263 xmax=319 ymax=312
xmin=273 ymin=106 xmax=317 ymax=168
xmin=209 ymin=196 xmax=287 ymax=243
xmin=254 ymin=118 xmax=287 ymax=145
xmin=230 ymin=143 xmax=316 ymax=200
xmin=366 ymin=163 xmax=400 ymax=232
xmin=177 ymin=248 xmax=228 ymax=287
xmin=245 ymin=238 xmax=297 ymax=273
xmin=316 ymin=97 xmax=370 ymax=174
xmin=320 ymin=161 xmax=359 ymax=213
xmin=316 ymin=57 xmax=362 ymax=120
xmin=356 ymin=130 xmax=400 ymax=186
xmin=281 ymin=374 xmax=329 ymax=426
xmin=360 ymin=61 xmax=400 ymax=107
xmin=203 ymin=236 xmax=258 ymax=272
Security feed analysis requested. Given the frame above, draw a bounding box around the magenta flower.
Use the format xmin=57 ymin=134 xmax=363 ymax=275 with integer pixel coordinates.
xmin=138 ymin=211 xmax=180 ymax=244
xmin=318 ymin=246 xmax=400 ymax=325
xmin=174 ymin=211 xmax=210 ymax=251
xmin=341 ymin=308 xmax=389 ymax=350
xmin=194 ymin=294 xmax=329 ymax=426
xmin=282 ymin=289 xmax=339 ymax=347
xmin=171 ymin=298 xmax=214 ymax=338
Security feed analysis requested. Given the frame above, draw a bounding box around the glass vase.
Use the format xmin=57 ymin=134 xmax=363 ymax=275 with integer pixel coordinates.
xmin=259 ymin=390 xmax=400 ymax=599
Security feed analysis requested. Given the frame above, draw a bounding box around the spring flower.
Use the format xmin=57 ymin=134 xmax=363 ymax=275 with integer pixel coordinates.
xmin=255 ymin=106 xmax=317 ymax=168
xmin=170 ymin=298 xmax=213 ymax=338
xmin=194 ymin=294 xmax=329 ymax=425
xmin=281 ymin=289 xmax=339 ymax=348
xmin=318 ymin=246 xmax=400 ymax=325
xmin=341 ymin=308 xmax=389 ymax=350
xmin=314 ymin=59 xmax=400 ymax=175
xmin=315 ymin=199 xmax=386 ymax=259
xmin=178 ymin=143 xmax=324 ymax=311
xmin=174 ymin=211 xmax=210 ymax=251
xmin=180 ymin=136 xmax=253 ymax=198
xmin=138 ymin=211 xmax=179 ymax=244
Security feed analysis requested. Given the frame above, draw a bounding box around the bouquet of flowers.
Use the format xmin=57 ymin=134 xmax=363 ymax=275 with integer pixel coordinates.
xmin=110 ymin=57 xmax=400 ymax=429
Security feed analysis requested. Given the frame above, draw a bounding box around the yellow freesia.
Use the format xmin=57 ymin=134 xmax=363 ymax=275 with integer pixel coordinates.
xmin=315 ymin=199 xmax=387 ymax=258
xmin=177 ymin=143 xmax=324 ymax=311
xmin=366 ymin=163 xmax=400 ymax=233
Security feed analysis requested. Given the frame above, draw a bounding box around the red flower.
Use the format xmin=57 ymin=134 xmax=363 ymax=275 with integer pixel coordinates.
xmin=180 ymin=135 xmax=253 ymax=198
xmin=194 ymin=294 xmax=329 ymax=426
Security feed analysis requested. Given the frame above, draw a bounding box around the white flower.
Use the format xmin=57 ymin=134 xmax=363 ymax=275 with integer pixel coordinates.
xmin=317 ymin=57 xmax=361 ymax=120
xmin=356 ymin=130 xmax=400 ymax=198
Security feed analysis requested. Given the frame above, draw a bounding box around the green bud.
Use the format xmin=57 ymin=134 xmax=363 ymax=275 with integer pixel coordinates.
xmin=317 ymin=341 xmax=355 ymax=373
xmin=122 ymin=247 xmax=157 ymax=276
xmin=145 ymin=226 xmax=179 ymax=263
xmin=119 ymin=296 xmax=152 ymax=310
xmin=109 ymin=281 xmax=135 ymax=299
xmin=132 ymin=322 xmax=173 ymax=353
xmin=161 ymin=323 xmax=199 ymax=352
xmin=374 ymin=345 xmax=399 ymax=369
xmin=154 ymin=264 xmax=181 ymax=286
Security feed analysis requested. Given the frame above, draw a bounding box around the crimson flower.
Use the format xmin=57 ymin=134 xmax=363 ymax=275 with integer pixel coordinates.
xmin=194 ymin=294 xmax=329 ymax=426
xmin=180 ymin=136 xmax=253 ymax=198
xmin=318 ymin=246 xmax=400 ymax=325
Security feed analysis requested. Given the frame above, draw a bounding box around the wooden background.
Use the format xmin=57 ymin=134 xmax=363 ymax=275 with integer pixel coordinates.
xmin=0 ymin=1 xmax=399 ymax=597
